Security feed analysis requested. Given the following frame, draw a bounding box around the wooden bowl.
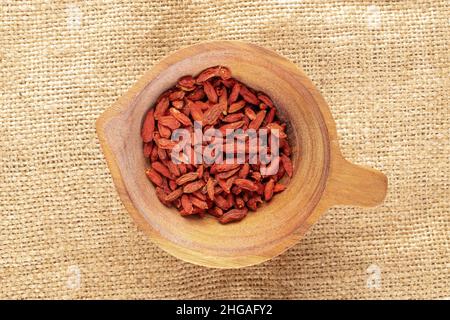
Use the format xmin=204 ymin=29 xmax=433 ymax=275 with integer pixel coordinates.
xmin=96 ymin=41 xmax=387 ymax=268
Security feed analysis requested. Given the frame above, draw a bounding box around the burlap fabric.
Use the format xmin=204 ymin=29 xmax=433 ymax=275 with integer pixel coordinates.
xmin=1 ymin=1 xmax=448 ymax=299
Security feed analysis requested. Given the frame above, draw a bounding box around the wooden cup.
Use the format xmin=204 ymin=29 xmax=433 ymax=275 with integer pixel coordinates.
xmin=96 ymin=41 xmax=387 ymax=268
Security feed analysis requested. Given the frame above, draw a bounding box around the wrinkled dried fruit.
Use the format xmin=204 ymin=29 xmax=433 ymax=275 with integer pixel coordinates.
xmin=183 ymin=180 xmax=206 ymax=193
xmin=214 ymin=163 xmax=241 ymax=173
xmin=169 ymin=108 xmax=192 ymax=126
xmin=281 ymin=153 xmax=293 ymax=177
xmin=172 ymin=100 xmax=184 ymax=110
xmin=156 ymin=187 xmax=171 ymax=207
xmin=169 ymin=90 xmax=185 ymax=101
xmin=247 ymin=196 xmax=263 ymax=211
xmin=264 ymin=178 xmax=275 ymax=201
xmin=244 ymin=107 xmax=256 ymax=120
xmin=222 ymin=113 xmax=244 ymax=123
xmin=203 ymin=81 xmax=218 ymax=103
xmin=178 ymin=75 xmax=196 ymax=91
xmin=164 ymin=159 xmax=181 ymax=177
xmin=181 ymin=194 xmax=193 ymax=214
xmin=158 ymin=122 xmax=171 ymax=139
xmin=189 ymin=103 xmax=204 ymax=122
xmin=248 ymin=110 xmax=266 ymax=130
xmin=208 ymin=206 xmax=223 ymax=217
xmin=176 ymin=172 xmax=199 ymax=185
xmin=229 ymin=82 xmax=241 ymax=104
xmin=228 ymin=100 xmax=246 ymax=113
xmin=154 ymin=96 xmax=169 ymax=119
xmin=273 ymin=183 xmax=286 ymax=193
xmin=165 ymin=188 xmax=183 ymax=202
xmin=234 ymin=178 xmax=258 ymax=191
xmin=266 ymin=122 xmax=287 ymax=138
xmin=240 ymin=86 xmax=259 ymax=105
xmin=214 ymin=194 xmax=232 ymax=210
xmin=156 ymin=138 xmax=178 ymax=149
xmin=145 ymin=168 xmax=163 ymax=186
xmin=257 ymin=93 xmax=274 ymax=108
xmin=216 ymin=167 xmax=240 ymax=180
xmin=159 ymin=115 xmax=181 ymax=130
xmin=203 ymin=103 xmax=224 ymax=125
xmin=151 ymin=161 xmax=172 ymax=179
xmin=219 ymin=121 xmax=245 ymax=134
xmin=169 ymin=179 xmax=177 ymax=191
xmin=206 ymin=178 xmax=215 ymax=201
xmin=197 ymin=164 xmax=204 ymax=178
xmin=224 ymin=175 xmax=237 ymax=194
xmin=150 ymin=145 xmax=159 ymax=161
xmin=238 ymin=163 xmax=250 ymax=178
xmin=235 ymin=196 xmax=245 ymax=209
xmin=143 ymin=142 xmax=153 ymax=157
xmin=157 ymin=147 xmax=167 ymax=160
xmin=263 ymin=107 xmax=276 ymax=126
xmin=141 ymin=109 xmax=155 ymax=142
xmin=191 ymin=197 xmax=209 ymax=210
xmin=188 ymin=87 xmax=205 ymax=101
xmin=219 ymin=208 xmax=248 ymax=224
xmin=196 ymin=66 xmax=231 ymax=83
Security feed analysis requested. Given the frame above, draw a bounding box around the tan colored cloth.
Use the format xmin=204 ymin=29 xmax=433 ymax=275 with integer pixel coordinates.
xmin=0 ymin=1 xmax=448 ymax=299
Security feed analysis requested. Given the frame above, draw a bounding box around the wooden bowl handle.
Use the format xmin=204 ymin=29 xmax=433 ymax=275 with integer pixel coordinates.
xmin=326 ymin=157 xmax=388 ymax=207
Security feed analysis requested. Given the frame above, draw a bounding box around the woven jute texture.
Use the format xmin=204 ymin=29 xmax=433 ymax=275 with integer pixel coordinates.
xmin=1 ymin=1 xmax=448 ymax=299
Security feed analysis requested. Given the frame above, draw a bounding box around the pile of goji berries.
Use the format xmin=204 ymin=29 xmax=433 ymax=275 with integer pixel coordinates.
xmin=141 ymin=66 xmax=293 ymax=224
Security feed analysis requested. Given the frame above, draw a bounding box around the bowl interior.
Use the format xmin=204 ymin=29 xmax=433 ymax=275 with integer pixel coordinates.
xmin=104 ymin=44 xmax=330 ymax=266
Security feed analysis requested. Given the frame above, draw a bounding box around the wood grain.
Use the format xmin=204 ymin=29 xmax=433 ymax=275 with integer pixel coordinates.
xmin=96 ymin=41 xmax=387 ymax=268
